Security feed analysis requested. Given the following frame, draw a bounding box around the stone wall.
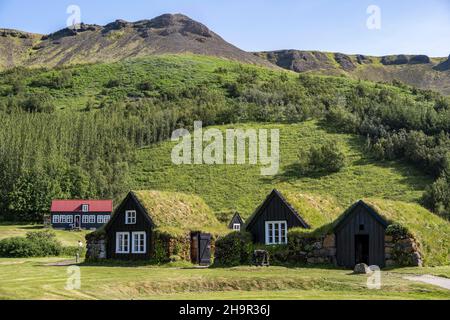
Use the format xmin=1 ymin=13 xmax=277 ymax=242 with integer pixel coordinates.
xmin=85 ymin=234 xmax=107 ymax=260
xmin=385 ymin=234 xmax=422 ymax=267
xmin=305 ymin=234 xmax=337 ymax=265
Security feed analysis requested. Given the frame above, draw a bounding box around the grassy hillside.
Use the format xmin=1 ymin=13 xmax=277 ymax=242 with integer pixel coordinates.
xmin=0 ymin=223 xmax=88 ymax=247
xmin=0 ymin=54 xmax=278 ymax=112
xmin=130 ymin=121 xmax=432 ymax=219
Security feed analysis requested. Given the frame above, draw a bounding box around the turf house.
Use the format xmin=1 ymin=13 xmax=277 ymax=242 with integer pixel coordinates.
xmin=86 ymin=191 xmax=226 ymax=264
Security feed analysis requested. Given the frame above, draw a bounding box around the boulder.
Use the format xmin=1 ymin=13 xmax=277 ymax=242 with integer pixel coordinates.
xmin=354 ymin=263 xmax=371 ymax=274
xmin=411 ymin=252 xmax=423 ymax=267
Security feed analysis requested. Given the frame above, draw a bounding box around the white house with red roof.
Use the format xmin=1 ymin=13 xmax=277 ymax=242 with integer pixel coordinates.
xmin=50 ymin=200 xmax=113 ymax=230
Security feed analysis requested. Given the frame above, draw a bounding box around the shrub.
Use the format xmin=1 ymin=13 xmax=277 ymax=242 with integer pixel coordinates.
xmin=213 ymin=232 xmax=253 ymax=267
xmin=298 ymin=139 xmax=346 ymax=174
xmin=0 ymin=230 xmax=62 ymax=257
xmin=422 ymin=175 xmax=450 ymax=219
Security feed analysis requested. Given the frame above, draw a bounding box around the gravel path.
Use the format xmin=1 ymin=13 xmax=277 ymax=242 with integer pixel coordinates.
xmin=404 ymin=275 xmax=450 ymax=290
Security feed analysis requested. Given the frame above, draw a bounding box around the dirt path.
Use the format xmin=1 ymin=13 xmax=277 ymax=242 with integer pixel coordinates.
xmin=404 ymin=275 xmax=450 ymax=290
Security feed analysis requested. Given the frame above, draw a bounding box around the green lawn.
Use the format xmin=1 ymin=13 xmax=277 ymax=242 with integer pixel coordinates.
xmin=131 ymin=121 xmax=432 ymax=220
xmin=0 ymin=223 xmax=88 ymax=247
xmin=0 ymin=257 xmax=448 ymax=300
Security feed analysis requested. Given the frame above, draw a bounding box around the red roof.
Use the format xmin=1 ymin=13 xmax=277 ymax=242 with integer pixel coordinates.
xmin=51 ymin=200 xmax=113 ymax=213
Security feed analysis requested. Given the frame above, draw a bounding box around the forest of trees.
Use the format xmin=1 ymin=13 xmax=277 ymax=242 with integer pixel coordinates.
xmin=0 ymin=61 xmax=448 ymax=221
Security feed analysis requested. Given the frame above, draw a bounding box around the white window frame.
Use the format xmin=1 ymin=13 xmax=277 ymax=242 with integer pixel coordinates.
xmin=104 ymin=215 xmax=110 ymax=223
xmin=97 ymin=215 xmax=104 ymax=224
xmin=60 ymin=215 xmax=67 ymax=223
xmin=116 ymin=232 xmax=130 ymax=254
xmin=265 ymin=221 xmax=288 ymax=245
xmin=125 ymin=210 xmax=137 ymax=225
xmin=88 ymin=215 xmax=96 ymax=224
xmin=131 ymin=232 xmax=147 ymax=254
xmin=82 ymin=204 xmax=89 ymax=213
xmin=52 ymin=215 xmax=60 ymax=224
xmin=82 ymin=215 xmax=89 ymax=224
xmin=233 ymin=223 xmax=241 ymax=231
xmin=67 ymin=215 xmax=73 ymax=224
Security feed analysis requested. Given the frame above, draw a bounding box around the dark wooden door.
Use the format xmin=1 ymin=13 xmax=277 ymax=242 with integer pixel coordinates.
xmin=355 ymin=235 xmax=369 ymax=265
xmin=198 ymin=233 xmax=211 ymax=265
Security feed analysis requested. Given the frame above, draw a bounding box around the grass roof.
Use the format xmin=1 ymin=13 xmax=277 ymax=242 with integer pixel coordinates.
xmin=362 ymin=199 xmax=450 ymax=266
xmin=132 ymin=190 xmax=227 ymax=235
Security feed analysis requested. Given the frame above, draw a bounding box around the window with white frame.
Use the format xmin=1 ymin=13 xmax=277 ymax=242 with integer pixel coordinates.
xmin=265 ymin=221 xmax=287 ymax=245
xmin=233 ymin=223 xmax=241 ymax=231
xmin=125 ymin=210 xmax=137 ymax=224
xmin=52 ymin=215 xmax=60 ymax=223
xmin=82 ymin=204 xmax=89 ymax=213
xmin=60 ymin=215 xmax=67 ymax=223
xmin=132 ymin=232 xmax=146 ymax=254
xmin=88 ymin=215 xmax=96 ymax=224
xmin=104 ymin=215 xmax=110 ymax=223
xmin=67 ymin=215 xmax=73 ymax=224
xmin=116 ymin=232 xmax=130 ymax=254
xmin=82 ymin=215 xmax=89 ymax=224
xmin=97 ymin=215 xmax=104 ymax=224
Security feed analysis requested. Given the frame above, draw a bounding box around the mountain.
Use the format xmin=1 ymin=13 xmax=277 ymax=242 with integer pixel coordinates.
xmin=0 ymin=14 xmax=273 ymax=70
xmin=256 ymin=50 xmax=450 ymax=95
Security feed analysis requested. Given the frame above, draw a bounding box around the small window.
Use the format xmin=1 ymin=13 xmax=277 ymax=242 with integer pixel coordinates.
xmin=97 ymin=215 xmax=104 ymax=224
xmin=125 ymin=211 xmax=137 ymax=225
xmin=82 ymin=204 xmax=89 ymax=213
xmin=132 ymin=232 xmax=146 ymax=254
xmin=82 ymin=215 xmax=89 ymax=224
xmin=233 ymin=223 xmax=241 ymax=231
xmin=265 ymin=221 xmax=288 ymax=245
xmin=52 ymin=215 xmax=60 ymax=224
xmin=116 ymin=232 xmax=130 ymax=254
xmin=359 ymin=224 xmax=365 ymax=231
xmin=60 ymin=215 xmax=67 ymax=223
xmin=104 ymin=215 xmax=110 ymax=223
xmin=88 ymin=215 xmax=96 ymax=224
xmin=67 ymin=215 xmax=73 ymax=224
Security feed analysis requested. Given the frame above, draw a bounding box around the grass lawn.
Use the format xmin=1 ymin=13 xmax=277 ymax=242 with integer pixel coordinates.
xmin=131 ymin=121 xmax=432 ymax=220
xmin=0 ymin=223 xmax=88 ymax=247
xmin=0 ymin=257 xmax=448 ymax=300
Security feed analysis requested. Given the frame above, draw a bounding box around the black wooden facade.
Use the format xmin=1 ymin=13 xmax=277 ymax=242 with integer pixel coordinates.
xmin=228 ymin=212 xmax=245 ymax=230
xmin=245 ymin=190 xmax=310 ymax=244
xmin=334 ymin=201 xmax=388 ymax=268
xmin=105 ymin=192 xmax=154 ymax=260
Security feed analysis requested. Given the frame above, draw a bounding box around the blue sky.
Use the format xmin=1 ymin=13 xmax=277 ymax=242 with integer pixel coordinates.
xmin=0 ymin=0 xmax=449 ymax=57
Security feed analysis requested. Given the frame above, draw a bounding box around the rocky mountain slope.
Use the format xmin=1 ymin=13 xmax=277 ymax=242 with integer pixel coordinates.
xmin=256 ymin=50 xmax=450 ymax=95
xmin=0 ymin=14 xmax=273 ymax=70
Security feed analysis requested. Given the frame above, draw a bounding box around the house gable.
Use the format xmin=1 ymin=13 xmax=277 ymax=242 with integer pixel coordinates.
xmin=105 ymin=192 xmax=154 ymax=260
xmin=245 ymin=190 xmax=310 ymax=244
xmin=228 ymin=212 xmax=244 ymax=229
xmin=334 ymin=200 xmax=388 ymax=268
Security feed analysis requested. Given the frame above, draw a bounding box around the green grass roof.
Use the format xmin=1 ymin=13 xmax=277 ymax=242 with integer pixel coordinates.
xmin=132 ymin=190 xmax=227 ymax=235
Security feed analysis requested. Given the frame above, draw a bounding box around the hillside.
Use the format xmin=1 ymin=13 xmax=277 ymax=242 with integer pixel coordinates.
xmin=256 ymin=50 xmax=450 ymax=95
xmin=130 ymin=121 xmax=433 ymax=219
xmin=0 ymin=54 xmax=448 ymax=223
xmin=0 ymin=14 xmax=272 ymax=70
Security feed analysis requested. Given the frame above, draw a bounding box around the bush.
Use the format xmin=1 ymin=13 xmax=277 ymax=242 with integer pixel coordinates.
xmin=213 ymin=232 xmax=253 ymax=267
xmin=422 ymin=175 xmax=450 ymax=219
xmin=298 ymin=139 xmax=346 ymax=174
xmin=0 ymin=230 xmax=62 ymax=257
